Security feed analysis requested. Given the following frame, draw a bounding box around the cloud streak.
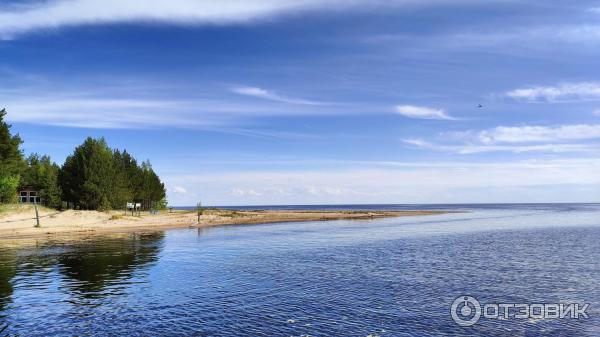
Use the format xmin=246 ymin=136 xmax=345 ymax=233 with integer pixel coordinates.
xmin=403 ymin=138 xmax=596 ymax=154
xmin=0 ymin=0 xmax=450 ymax=39
xmin=172 ymin=186 xmax=188 ymax=194
xmin=395 ymin=105 xmax=455 ymax=120
xmin=506 ymin=82 xmax=600 ymax=102
xmin=462 ymin=124 xmax=600 ymax=144
xmin=3 ymin=96 xmax=234 ymax=129
xmin=230 ymin=86 xmax=325 ymax=105
xmin=0 ymin=82 xmax=347 ymax=129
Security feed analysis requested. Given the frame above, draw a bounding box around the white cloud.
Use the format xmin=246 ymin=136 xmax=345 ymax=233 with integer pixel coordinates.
xmin=474 ymin=124 xmax=600 ymax=144
xmin=405 ymin=123 xmax=600 ymax=154
xmin=164 ymin=158 xmax=600 ymax=205
xmin=232 ymin=188 xmax=262 ymax=197
xmin=0 ymin=83 xmax=343 ymax=129
xmin=362 ymin=21 xmax=600 ymax=53
xmin=230 ymin=86 xmax=325 ymax=105
xmin=450 ymin=25 xmax=600 ymax=47
xmin=0 ymin=0 xmax=451 ymax=39
xmin=403 ymin=138 xmax=595 ymax=154
xmin=506 ymin=82 xmax=600 ymax=102
xmin=172 ymin=186 xmax=188 ymax=194
xmin=394 ymin=105 xmax=455 ymax=120
xmin=3 ymin=96 xmax=228 ymax=129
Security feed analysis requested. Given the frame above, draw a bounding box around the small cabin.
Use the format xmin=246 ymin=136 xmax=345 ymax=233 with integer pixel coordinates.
xmin=18 ymin=187 xmax=41 ymax=204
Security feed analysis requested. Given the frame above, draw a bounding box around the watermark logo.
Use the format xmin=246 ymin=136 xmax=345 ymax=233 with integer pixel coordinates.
xmin=451 ymin=296 xmax=590 ymax=326
xmin=451 ymin=296 xmax=482 ymax=326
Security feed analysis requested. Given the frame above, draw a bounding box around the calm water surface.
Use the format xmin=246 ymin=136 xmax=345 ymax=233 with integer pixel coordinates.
xmin=1 ymin=204 xmax=600 ymax=336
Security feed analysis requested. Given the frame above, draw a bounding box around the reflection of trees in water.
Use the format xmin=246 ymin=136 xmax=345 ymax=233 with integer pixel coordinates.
xmin=57 ymin=233 xmax=164 ymax=296
xmin=0 ymin=250 xmax=16 ymax=334
xmin=0 ymin=232 xmax=164 ymax=311
xmin=0 ymin=250 xmax=16 ymax=311
xmin=0 ymin=233 xmax=164 ymax=333
xmin=0 ymin=247 xmax=60 ymax=333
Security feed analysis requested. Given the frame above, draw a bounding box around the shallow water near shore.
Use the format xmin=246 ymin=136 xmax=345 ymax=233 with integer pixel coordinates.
xmin=1 ymin=204 xmax=600 ymax=336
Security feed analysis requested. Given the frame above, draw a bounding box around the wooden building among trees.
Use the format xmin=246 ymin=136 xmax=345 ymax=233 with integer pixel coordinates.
xmin=18 ymin=186 xmax=41 ymax=204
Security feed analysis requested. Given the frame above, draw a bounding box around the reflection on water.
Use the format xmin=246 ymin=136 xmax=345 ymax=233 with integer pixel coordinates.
xmin=0 ymin=204 xmax=600 ymax=336
xmin=0 ymin=233 xmax=163 ymax=334
xmin=58 ymin=233 xmax=163 ymax=296
xmin=0 ymin=252 xmax=16 ymax=312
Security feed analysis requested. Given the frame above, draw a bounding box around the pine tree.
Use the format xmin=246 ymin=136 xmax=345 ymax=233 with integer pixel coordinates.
xmin=23 ymin=154 xmax=62 ymax=208
xmin=59 ymin=138 xmax=166 ymax=211
xmin=0 ymin=109 xmax=25 ymax=203
xmin=59 ymin=138 xmax=116 ymax=210
xmin=111 ymin=150 xmax=134 ymax=209
xmin=137 ymin=160 xmax=166 ymax=210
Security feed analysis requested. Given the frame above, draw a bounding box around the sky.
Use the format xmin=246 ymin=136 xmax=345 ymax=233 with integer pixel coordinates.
xmin=1 ymin=0 xmax=600 ymax=206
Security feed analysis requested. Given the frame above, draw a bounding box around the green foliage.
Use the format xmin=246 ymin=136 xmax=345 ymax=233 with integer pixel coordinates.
xmin=59 ymin=137 xmax=166 ymax=211
xmin=0 ymin=109 xmax=26 ymax=178
xmin=112 ymin=150 xmax=136 ymax=209
xmin=0 ymin=109 xmax=26 ymax=203
xmin=22 ymin=154 xmax=62 ymax=209
xmin=156 ymin=197 xmax=168 ymax=210
xmin=0 ymin=110 xmax=167 ymax=212
xmin=60 ymin=137 xmax=117 ymax=210
xmin=0 ymin=175 xmax=19 ymax=203
xmin=138 ymin=160 xmax=166 ymax=210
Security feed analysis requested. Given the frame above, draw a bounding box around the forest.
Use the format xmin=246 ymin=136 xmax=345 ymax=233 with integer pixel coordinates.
xmin=0 ymin=109 xmax=166 ymax=210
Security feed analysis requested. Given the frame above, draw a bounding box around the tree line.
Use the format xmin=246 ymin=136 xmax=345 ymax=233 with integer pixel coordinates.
xmin=0 ymin=109 xmax=166 ymax=210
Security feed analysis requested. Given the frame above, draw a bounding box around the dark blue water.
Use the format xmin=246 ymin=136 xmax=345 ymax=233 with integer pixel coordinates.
xmin=1 ymin=204 xmax=600 ymax=336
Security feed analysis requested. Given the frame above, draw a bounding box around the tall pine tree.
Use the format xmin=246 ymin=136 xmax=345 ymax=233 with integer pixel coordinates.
xmin=59 ymin=138 xmax=116 ymax=210
xmin=59 ymin=138 xmax=166 ymax=211
xmin=0 ymin=109 xmax=25 ymax=203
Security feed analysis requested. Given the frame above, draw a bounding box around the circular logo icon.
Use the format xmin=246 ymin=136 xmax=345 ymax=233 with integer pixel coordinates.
xmin=451 ymin=296 xmax=482 ymax=326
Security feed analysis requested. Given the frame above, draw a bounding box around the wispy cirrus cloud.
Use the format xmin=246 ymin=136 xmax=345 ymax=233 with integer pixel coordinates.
xmin=506 ymin=82 xmax=600 ymax=102
xmin=3 ymin=94 xmax=329 ymax=129
xmin=403 ymin=138 xmax=596 ymax=154
xmin=394 ymin=105 xmax=455 ymax=120
xmin=0 ymin=0 xmax=460 ymax=39
xmin=230 ymin=86 xmax=326 ymax=105
xmin=0 ymin=81 xmax=343 ymax=129
xmin=3 ymin=95 xmax=238 ymax=129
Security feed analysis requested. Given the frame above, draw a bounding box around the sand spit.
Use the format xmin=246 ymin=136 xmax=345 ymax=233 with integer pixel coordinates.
xmin=0 ymin=205 xmax=448 ymax=247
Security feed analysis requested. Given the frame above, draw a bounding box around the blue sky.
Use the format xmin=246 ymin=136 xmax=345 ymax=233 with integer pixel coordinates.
xmin=2 ymin=0 xmax=600 ymax=205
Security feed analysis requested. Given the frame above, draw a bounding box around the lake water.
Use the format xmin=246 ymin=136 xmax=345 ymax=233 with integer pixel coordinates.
xmin=1 ymin=204 xmax=600 ymax=336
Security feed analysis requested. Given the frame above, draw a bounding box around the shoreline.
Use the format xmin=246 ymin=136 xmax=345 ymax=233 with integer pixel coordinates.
xmin=0 ymin=206 xmax=449 ymax=247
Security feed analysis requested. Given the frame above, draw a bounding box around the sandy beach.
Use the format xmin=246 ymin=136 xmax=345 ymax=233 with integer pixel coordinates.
xmin=0 ymin=205 xmax=446 ymax=246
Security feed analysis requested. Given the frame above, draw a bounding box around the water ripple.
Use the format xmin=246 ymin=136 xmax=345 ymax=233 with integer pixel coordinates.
xmin=0 ymin=205 xmax=600 ymax=336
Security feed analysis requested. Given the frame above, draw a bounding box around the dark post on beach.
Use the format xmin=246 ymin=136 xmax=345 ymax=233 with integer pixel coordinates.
xmin=34 ymin=202 xmax=40 ymax=228
xmin=197 ymin=202 xmax=203 ymax=223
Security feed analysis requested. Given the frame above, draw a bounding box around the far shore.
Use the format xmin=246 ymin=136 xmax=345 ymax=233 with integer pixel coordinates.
xmin=0 ymin=205 xmax=449 ymax=247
